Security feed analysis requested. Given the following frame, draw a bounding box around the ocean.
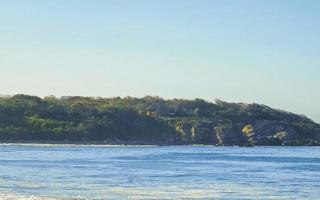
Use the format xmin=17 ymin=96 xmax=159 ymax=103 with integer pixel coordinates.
xmin=0 ymin=144 xmax=319 ymax=199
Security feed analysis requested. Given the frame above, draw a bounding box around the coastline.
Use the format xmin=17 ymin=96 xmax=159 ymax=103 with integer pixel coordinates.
xmin=0 ymin=139 xmax=173 ymax=146
xmin=0 ymin=140 xmax=319 ymax=147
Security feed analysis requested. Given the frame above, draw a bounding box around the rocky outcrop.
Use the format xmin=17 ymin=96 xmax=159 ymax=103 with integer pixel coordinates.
xmin=191 ymin=123 xmax=218 ymax=144
xmin=175 ymin=122 xmax=247 ymax=145
xmin=175 ymin=122 xmax=218 ymax=145
xmin=174 ymin=119 xmax=320 ymax=146
xmin=250 ymin=120 xmax=295 ymax=145
xmin=214 ymin=123 xmax=248 ymax=146
xmin=1 ymin=94 xmax=319 ymax=146
xmin=238 ymin=120 xmax=320 ymax=146
xmin=175 ymin=122 xmax=193 ymax=144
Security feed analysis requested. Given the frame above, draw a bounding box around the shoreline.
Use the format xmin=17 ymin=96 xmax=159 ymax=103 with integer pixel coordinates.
xmin=0 ymin=139 xmax=175 ymax=146
xmin=0 ymin=140 xmax=319 ymax=147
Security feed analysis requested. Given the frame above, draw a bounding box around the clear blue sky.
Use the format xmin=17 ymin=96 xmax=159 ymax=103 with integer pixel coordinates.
xmin=0 ymin=0 xmax=319 ymax=122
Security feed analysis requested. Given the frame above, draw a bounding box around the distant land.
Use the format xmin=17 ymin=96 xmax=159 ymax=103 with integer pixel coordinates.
xmin=0 ymin=94 xmax=319 ymax=146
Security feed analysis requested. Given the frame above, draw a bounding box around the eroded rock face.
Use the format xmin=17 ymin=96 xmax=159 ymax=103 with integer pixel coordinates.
xmin=214 ymin=124 xmax=247 ymax=146
xmin=174 ymin=119 xmax=320 ymax=146
xmin=175 ymin=123 xmax=193 ymax=144
xmin=244 ymin=120 xmax=297 ymax=145
xmin=175 ymin=122 xmax=254 ymax=146
xmin=191 ymin=123 xmax=218 ymax=145
xmin=175 ymin=122 xmax=218 ymax=144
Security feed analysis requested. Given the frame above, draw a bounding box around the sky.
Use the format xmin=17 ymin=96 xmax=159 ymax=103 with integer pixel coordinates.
xmin=0 ymin=0 xmax=319 ymax=122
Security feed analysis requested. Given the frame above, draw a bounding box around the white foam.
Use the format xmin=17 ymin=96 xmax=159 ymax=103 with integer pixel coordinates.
xmin=0 ymin=191 xmax=88 ymax=200
xmin=0 ymin=192 xmax=53 ymax=200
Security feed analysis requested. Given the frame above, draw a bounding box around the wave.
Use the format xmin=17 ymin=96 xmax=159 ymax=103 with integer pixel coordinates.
xmin=0 ymin=191 xmax=89 ymax=200
xmin=0 ymin=192 xmax=54 ymax=200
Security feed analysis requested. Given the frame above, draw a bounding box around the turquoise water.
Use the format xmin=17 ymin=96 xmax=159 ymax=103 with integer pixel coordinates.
xmin=0 ymin=145 xmax=319 ymax=199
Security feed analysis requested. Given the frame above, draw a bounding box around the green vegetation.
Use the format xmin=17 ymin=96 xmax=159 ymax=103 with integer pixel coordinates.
xmin=0 ymin=94 xmax=319 ymax=145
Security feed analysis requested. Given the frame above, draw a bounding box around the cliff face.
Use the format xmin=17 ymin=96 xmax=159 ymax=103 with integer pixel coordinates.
xmin=0 ymin=95 xmax=319 ymax=146
xmin=171 ymin=119 xmax=320 ymax=146
xmin=145 ymin=98 xmax=320 ymax=146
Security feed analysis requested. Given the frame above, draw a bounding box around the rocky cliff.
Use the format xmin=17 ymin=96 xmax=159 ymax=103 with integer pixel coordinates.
xmin=0 ymin=95 xmax=319 ymax=146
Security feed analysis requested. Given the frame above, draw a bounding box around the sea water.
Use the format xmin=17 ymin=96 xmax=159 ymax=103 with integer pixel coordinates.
xmin=0 ymin=144 xmax=319 ymax=199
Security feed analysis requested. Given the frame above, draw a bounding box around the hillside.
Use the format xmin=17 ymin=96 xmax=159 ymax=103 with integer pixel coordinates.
xmin=0 ymin=94 xmax=319 ymax=146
